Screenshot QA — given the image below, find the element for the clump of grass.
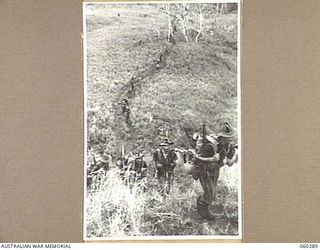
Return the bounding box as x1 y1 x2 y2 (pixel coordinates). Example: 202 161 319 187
86 167 149 237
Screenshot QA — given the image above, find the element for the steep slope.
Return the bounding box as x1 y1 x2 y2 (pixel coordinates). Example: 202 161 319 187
86 4 238 155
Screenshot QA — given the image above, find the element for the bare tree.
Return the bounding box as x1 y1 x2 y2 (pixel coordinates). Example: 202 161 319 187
195 6 203 43
175 3 190 42
164 4 173 42
161 3 230 43
215 3 227 14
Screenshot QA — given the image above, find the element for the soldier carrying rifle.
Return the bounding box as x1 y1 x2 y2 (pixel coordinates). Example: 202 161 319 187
192 122 238 220
153 138 177 194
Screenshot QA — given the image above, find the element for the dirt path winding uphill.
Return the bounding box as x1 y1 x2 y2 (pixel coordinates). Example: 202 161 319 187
109 43 175 153
86 4 170 153
86 4 238 155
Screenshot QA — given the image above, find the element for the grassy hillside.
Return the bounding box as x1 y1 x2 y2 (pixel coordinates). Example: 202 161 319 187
85 3 239 238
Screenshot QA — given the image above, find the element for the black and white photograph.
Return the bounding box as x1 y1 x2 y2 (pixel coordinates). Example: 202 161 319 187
83 1 240 240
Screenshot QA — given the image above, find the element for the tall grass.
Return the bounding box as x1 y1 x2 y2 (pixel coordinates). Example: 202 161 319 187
86 161 239 238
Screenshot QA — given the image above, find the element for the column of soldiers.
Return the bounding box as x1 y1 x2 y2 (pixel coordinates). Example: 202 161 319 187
152 122 238 220
88 121 238 220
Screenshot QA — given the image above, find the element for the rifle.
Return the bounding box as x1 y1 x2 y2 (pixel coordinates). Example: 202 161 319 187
202 124 207 149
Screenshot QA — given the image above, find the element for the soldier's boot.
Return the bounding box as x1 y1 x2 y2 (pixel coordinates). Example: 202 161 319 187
197 197 216 220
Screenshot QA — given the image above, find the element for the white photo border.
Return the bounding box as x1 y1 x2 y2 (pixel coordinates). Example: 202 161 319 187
83 0 242 241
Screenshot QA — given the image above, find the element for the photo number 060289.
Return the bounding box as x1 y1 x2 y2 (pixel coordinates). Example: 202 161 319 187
83 1 241 240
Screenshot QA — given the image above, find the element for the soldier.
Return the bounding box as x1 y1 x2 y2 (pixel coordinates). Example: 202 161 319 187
193 122 238 220
127 76 136 95
129 81 135 94
121 98 131 124
124 108 131 124
121 98 129 114
156 55 163 70
87 149 112 189
153 138 177 194
133 152 147 181
119 152 135 184
91 149 112 173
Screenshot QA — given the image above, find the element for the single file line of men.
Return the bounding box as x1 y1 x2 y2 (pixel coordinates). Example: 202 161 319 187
87 122 238 220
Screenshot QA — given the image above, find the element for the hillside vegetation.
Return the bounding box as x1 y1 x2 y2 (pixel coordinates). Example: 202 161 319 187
85 3 239 238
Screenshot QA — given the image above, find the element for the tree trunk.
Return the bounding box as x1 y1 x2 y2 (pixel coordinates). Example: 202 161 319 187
195 10 203 43
165 4 172 42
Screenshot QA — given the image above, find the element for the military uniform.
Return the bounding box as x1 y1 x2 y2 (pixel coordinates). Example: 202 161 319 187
153 139 177 194
133 153 147 181
194 122 238 219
